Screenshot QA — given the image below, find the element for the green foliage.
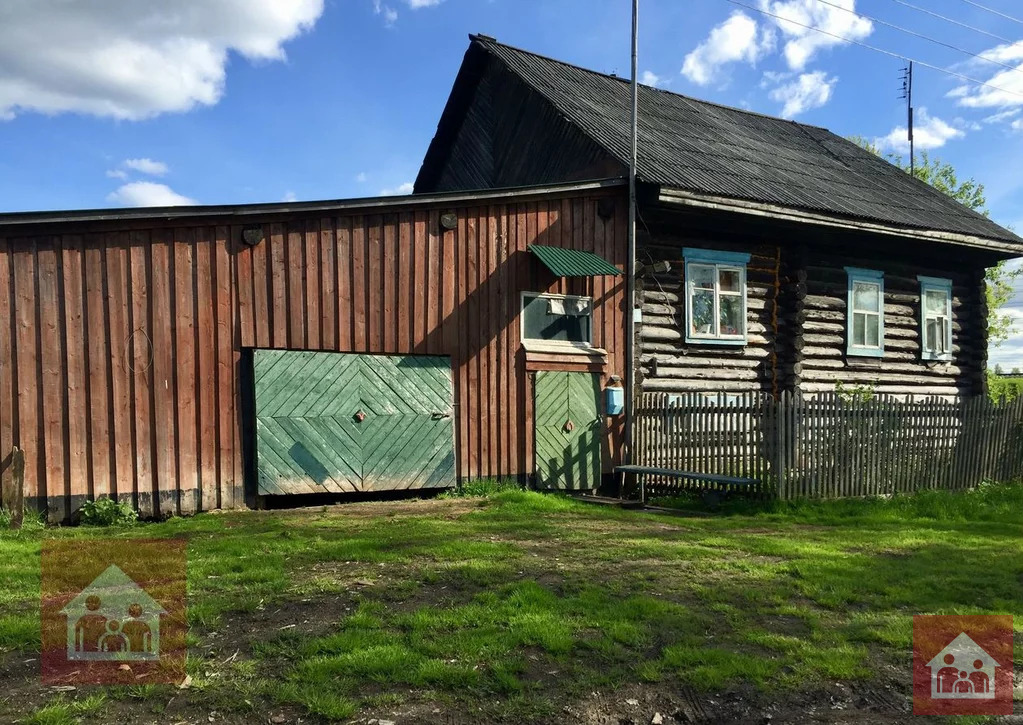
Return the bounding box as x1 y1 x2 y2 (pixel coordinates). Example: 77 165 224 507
834 380 875 403
848 137 1020 348
987 373 1023 402
78 497 138 527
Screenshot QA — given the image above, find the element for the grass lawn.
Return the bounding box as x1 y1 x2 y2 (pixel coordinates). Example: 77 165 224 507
1 483 1021 724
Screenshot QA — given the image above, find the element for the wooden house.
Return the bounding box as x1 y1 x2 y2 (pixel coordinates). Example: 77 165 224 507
1 35 1020 521
416 36 1022 399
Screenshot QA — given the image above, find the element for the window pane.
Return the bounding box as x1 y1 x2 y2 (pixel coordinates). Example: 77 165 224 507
925 290 947 315
719 295 743 335
940 318 950 353
925 318 937 353
853 313 866 346
853 282 880 312
690 265 715 290
691 289 715 335
719 268 741 293
866 314 880 348
522 295 591 343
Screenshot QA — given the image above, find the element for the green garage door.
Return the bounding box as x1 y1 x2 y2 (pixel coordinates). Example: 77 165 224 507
254 350 455 495
533 371 602 490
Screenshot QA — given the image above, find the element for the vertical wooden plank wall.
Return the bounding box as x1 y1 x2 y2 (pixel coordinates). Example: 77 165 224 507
0 226 239 520
234 193 627 483
0 189 626 519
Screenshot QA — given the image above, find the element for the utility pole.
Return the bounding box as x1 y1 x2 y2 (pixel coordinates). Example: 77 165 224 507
900 61 914 177
625 0 639 468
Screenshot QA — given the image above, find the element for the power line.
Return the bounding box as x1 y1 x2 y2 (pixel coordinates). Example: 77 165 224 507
955 0 1023 26
813 0 1023 76
723 0 1023 101
890 0 1013 45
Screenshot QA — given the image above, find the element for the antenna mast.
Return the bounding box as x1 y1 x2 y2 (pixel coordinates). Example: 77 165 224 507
900 61 914 176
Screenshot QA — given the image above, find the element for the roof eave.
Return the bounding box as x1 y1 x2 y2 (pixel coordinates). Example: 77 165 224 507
658 187 1022 256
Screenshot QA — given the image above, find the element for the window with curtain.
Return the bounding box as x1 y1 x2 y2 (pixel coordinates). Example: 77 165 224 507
683 248 750 345
918 276 953 361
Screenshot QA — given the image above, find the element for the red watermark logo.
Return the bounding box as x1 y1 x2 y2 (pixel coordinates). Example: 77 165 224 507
913 615 1013 716
41 538 187 685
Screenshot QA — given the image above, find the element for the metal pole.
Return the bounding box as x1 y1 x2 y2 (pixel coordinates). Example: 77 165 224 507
908 61 914 177
625 0 639 468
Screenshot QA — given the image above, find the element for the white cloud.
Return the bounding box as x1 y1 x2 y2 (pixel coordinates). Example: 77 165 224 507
768 71 835 117
984 108 1021 125
1012 119 1023 132
106 169 128 180
373 0 398 26
107 181 196 207
0 1 323 121
356 172 368 183
641 71 663 87
758 0 873 71
406 0 442 7
681 12 775 85
876 108 965 153
123 158 168 176
282 190 297 202
379 182 414 196
949 41 1023 109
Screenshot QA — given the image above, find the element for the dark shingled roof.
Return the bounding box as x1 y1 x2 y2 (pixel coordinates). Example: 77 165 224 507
466 36 1019 247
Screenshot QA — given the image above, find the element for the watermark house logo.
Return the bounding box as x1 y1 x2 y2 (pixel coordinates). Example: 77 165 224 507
62 564 165 661
926 632 998 699
914 615 1013 716
42 539 186 685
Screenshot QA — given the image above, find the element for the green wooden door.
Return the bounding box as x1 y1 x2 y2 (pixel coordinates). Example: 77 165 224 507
254 351 455 495
533 371 602 490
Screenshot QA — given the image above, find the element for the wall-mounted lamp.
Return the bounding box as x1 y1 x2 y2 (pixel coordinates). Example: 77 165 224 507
241 225 264 247
439 212 458 231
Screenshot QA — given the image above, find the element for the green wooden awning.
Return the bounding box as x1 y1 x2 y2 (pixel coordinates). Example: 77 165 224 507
528 244 620 277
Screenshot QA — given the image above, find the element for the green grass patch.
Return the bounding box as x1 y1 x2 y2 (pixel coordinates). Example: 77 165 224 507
2 482 1021 721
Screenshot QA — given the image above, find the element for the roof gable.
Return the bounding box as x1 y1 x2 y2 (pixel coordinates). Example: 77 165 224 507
438 36 1019 249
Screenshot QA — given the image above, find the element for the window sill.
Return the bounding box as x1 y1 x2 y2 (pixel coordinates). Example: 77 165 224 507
684 337 747 347
521 340 607 358
846 349 884 359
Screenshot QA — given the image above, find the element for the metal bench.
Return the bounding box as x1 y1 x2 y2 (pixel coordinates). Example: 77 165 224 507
614 465 760 507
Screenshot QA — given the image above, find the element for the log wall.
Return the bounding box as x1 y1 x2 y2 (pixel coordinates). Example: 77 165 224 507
795 247 987 397
0 188 627 521
634 204 996 400
635 230 782 395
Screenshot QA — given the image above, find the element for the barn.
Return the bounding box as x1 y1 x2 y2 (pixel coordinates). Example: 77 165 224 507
2 35 1021 521
0 184 627 520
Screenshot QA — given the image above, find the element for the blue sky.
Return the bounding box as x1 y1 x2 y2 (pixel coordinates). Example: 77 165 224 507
1 0 1022 365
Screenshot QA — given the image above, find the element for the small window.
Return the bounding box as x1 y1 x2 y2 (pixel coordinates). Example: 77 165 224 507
845 267 884 357
521 292 592 347
683 248 750 345
918 276 953 361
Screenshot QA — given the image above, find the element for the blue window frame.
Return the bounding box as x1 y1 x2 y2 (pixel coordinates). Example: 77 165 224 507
683 248 751 345
918 276 953 361
845 267 884 358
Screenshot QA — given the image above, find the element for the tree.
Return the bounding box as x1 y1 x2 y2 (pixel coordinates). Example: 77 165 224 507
849 138 1020 350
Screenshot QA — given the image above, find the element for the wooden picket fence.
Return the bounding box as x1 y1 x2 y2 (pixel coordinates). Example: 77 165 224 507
634 391 1023 500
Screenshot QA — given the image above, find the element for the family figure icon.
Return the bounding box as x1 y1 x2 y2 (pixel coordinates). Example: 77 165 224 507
60 565 165 661
927 632 999 700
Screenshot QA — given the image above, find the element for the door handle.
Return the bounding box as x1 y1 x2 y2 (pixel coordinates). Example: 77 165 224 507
432 411 452 420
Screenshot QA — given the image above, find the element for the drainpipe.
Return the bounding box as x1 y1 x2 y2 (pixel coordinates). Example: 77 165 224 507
624 0 639 469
